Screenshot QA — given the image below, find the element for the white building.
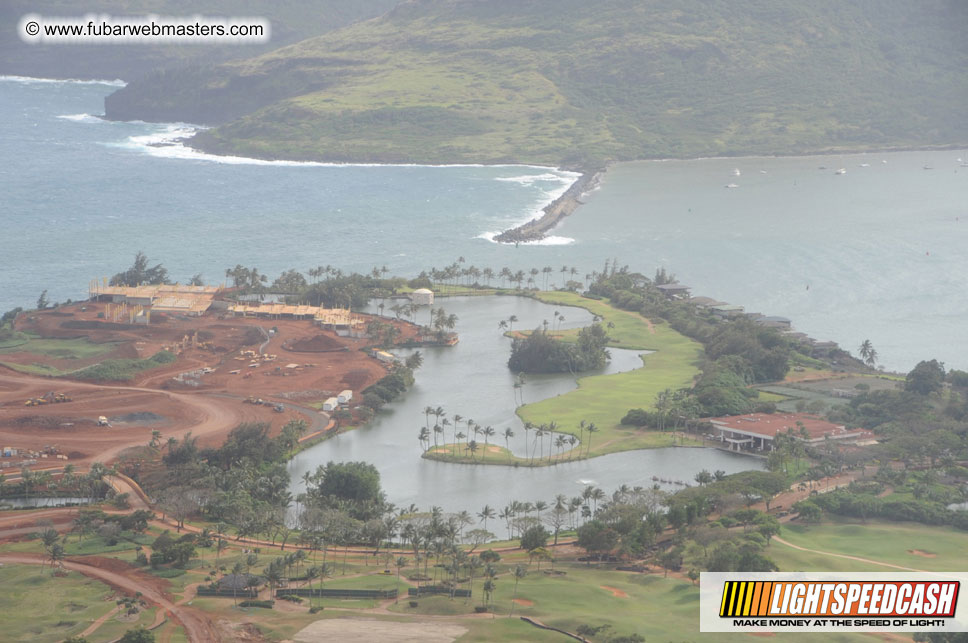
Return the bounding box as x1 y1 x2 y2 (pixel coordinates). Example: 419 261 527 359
411 288 434 306
338 390 353 404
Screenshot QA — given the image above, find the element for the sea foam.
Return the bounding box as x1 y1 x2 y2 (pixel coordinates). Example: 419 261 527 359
0 75 125 87
57 113 105 123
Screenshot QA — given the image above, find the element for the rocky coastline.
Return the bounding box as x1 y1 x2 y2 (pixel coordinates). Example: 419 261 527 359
494 169 604 244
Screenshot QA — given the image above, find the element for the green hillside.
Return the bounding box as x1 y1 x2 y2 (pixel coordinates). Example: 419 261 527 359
105 0 968 166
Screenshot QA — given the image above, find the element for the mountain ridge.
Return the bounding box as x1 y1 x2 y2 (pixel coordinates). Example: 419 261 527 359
104 0 968 166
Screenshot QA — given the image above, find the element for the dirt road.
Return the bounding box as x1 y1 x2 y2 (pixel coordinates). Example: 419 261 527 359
0 553 220 641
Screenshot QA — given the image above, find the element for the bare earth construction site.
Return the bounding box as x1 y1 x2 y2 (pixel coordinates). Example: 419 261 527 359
0 284 418 472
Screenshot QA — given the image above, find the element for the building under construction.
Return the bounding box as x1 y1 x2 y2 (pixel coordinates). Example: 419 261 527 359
227 303 364 334
88 280 222 320
87 279 365 332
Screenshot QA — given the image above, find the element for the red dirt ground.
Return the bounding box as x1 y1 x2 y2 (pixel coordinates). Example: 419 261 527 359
0 302 415 471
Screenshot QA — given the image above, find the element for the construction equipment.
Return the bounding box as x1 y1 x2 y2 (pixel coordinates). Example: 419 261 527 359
97 416 110 426
273 404 284 413
25 392 72 406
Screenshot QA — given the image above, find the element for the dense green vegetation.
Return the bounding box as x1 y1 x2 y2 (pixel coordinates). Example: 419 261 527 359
508 324 610 373
109 251 170 287
106 0 968 165
71 349 176 381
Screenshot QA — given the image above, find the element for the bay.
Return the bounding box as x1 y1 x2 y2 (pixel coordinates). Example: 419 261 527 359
3 77 966 374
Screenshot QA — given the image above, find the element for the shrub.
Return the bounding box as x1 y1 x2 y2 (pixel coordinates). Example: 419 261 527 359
239 599 274 609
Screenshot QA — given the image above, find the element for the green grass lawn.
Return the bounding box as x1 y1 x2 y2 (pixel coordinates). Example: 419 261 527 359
516 292 703 456
456 562 873 642
769 518 968 573
0 361 69 376
0 565 117 642
0 335 118 360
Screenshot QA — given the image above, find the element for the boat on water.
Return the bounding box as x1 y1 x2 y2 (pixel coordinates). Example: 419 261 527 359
731 168 741 176
835 168 847 175
858 163 870 167
725 183 739 188
924 164 934 170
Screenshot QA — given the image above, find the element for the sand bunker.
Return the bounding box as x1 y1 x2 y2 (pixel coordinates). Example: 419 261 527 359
294 618 467 642
600 585 629 598
908 549 937 558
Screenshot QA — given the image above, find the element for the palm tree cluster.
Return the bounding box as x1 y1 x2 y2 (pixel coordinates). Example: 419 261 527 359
421 259 582 293
10 462 111 502
418 410 603 465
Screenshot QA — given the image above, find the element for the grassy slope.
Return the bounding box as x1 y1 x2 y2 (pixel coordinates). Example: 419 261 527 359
110 0 968 165
0 565 119 642
769 518 968 573
0 335 121 376
516 292 703 455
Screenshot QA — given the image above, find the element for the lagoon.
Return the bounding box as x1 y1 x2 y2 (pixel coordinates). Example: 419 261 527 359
288 295 762 528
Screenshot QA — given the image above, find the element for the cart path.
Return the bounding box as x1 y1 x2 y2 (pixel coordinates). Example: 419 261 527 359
771 535 930 572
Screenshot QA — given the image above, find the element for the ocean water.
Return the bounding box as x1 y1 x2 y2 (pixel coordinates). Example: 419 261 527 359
2 77 967 371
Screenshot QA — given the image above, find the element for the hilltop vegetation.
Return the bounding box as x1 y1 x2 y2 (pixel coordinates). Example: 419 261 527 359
105 0 968 166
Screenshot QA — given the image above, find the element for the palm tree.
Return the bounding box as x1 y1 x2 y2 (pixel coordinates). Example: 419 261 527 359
456 510 474 542
482 426 495 456
591 487 606 515
507 315 518 332
394 556 408 603
452 414 463 453
478 505 496 531
859 339 875 367
48 542 65 575
547 421 559 460
465 555 482 605
230 561 245 606
214 523 228 569
503 427 515 462
521 422 533 459
509 565 527 616
584 423 599 457
532 425 546 464
554 435 567 463
264 561 284 599
433 406 446 435
483 577 496 610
